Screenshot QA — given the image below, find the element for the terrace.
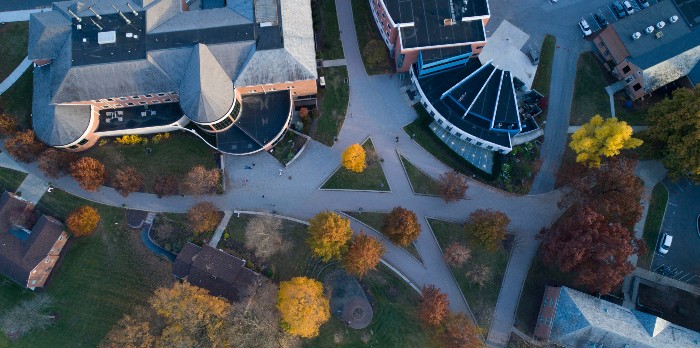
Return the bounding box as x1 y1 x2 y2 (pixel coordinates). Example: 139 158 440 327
96 102 183 132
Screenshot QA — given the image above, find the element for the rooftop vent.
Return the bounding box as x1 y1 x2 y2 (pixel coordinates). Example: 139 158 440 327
66 8 82 22
632 32 642 40
645 26 655 34
97 31 117 44
655 31 664 39
669 15 678 23
444 18 456 26
657 21 665 29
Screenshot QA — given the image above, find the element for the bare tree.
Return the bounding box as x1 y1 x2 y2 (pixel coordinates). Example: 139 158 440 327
0 295 55 339
465 263 492 287
244 215 288 261
443 242 471 267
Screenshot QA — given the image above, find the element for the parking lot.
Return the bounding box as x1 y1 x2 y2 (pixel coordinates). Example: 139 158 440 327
577 0 661 34
650 178 700 285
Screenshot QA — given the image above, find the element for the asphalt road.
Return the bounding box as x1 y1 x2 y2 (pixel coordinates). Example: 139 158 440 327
651 178 700 285
0 0 53 12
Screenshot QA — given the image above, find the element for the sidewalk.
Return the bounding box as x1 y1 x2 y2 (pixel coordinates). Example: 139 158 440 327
321 59 347 67
0 57 32 95
16 173 48 205
208 210 233 247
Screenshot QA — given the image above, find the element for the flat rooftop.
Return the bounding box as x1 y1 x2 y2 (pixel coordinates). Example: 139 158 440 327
385 0 488 49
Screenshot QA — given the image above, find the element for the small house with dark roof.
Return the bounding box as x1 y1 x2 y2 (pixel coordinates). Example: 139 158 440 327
534 286 700 347
173 242 262 303
0 192 69 290
592 0 700 100
28 0 316 154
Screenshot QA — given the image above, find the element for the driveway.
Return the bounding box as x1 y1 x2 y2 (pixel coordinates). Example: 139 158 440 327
651 178 700 285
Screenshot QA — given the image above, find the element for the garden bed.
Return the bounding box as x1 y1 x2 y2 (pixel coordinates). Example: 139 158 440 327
351 0 393 75
271 131 308 166
312 66 350 146
321 138 390 191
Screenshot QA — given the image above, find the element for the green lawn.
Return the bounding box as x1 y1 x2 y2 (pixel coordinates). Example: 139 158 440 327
0 22 29 82
399 154 440 195
0 189 172 347
312 0 344 60
570 52 615 125
315 66 350 146
82 132 217 194
0 69 33 129
613 91 650 126
304 264 438 347
322 138 390 191
343 211 422 263
530 35 556 121
351 0 393 75
428 218 510 331
404 104 494 181
637 183 669 270
0 167 27 193
271 131 308 165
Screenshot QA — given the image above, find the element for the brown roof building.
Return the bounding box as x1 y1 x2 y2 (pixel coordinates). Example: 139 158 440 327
173 242 262 303
0 192 69 289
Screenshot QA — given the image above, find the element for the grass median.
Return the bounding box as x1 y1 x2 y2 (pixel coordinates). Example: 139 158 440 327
637 182 669 270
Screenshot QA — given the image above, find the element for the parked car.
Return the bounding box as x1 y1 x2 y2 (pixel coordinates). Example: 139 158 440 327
528 47 540 65
612 1 627 18
595 13 609 28
658 233 673 254
638 0 650 8
623 1 635 15
579 19 593 36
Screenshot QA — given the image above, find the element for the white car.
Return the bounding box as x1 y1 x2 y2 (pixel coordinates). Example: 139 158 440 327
623 1 635 15
579 19 593 36
658 233 673 254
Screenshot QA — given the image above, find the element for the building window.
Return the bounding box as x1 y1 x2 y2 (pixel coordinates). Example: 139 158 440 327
622 65 631 74
164 99 172 102
230 102 241 119
476 142 482 146
633 83 642 91
93 100 101 103
145 94 153 98
78 139 89 145
45 258 51 263
139 101 147 105
170 92 178 96
101 105 109 109
157 93 166 96
132 96 140 99
599 42 606 48
127 102 135 106
211 116 234 130
68 145 78 149
604 50 610 57
119 97 127 101
397 54 405 68
58 236 63 241
114 104 122 107
476 46 485 50
151 100 160 104
437 119 443 124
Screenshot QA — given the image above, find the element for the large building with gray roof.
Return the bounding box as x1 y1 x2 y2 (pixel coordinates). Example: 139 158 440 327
28 0 317 154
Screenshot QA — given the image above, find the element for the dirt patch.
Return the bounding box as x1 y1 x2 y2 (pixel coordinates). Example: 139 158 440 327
324 269 373 329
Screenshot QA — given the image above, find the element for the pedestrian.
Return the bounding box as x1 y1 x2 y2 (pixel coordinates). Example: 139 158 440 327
395 136 399 142
278 169 283 176
245 165 252 170
262 194 265 198
252 163 255 166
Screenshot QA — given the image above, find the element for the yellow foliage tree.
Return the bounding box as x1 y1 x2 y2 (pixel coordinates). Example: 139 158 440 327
277 277 330 338
306 210 353 261
569 115 642 167
65 206 101 237
341 144 367 173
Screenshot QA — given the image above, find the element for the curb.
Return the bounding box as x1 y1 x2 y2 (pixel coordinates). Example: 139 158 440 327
395 149 439 197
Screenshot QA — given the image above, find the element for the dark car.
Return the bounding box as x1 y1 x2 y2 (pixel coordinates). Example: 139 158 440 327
528 48 540 65
595 13 609 28
612 1 626 18
639 0 650 7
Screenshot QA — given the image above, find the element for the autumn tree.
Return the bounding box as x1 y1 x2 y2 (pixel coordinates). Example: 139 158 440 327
439 312 483 348
382 206 420 247
151 282 231 347
418 285 449 327
559 156 643 228
464 209 510 252
37 149 77 178
277 277 330 338
569 115 642 168
341 143 367 173
244 215 288 261
466 263 492 287
343 232 385 278
70 157 107 191
66 205 101 237
0 295 54 339
646 86 700 181
187 202 220 234
306 210 353 261
4 130 46 163
444 242 471 267
437 171 469 203
153 174 179 198
184 165 221 195
537 206 645 294
0 113 17 136
102 314 155 348
112 166 144 197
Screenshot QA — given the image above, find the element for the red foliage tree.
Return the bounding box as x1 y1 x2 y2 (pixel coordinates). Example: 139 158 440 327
418 285 449 327
382 206 421 247
537 206 646 294
112 166 145 197
37 149 78 178
153 175 179 198
343 232 385 278
70 157 107 192
4 130 46 163
439 312 483 348
437 171 469 203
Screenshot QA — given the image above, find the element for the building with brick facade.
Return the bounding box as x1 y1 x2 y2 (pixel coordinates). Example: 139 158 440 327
0 192 68 290
591 0 700 100
28 0 316 154
369 0 489 73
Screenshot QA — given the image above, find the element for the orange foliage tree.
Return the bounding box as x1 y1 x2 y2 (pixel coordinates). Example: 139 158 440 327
4 130 46 163
382 206 420 247
306 210 353 261
341 144 367 173
184 166 220 195
277 277 330 338
70 157 107 192
37 149 77 178
112 166 144 197
0 114 18 136
418 285 450 327
464 209 510 252
187 202 220 234
437 171 469 203
439 312 483 348
343 232 385 278
66 206 101 237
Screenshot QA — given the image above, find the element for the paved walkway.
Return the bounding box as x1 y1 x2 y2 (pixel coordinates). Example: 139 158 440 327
0 57 32 95
0 8 48 22
16 173 48 205
321 59 347 67
208 210 233 247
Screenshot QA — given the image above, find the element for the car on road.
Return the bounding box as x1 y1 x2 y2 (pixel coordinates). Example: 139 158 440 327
623 1 635 15
612 1 627 18
638 0 650 8
579 19 593 36
659 233 673 254
595 13 609 28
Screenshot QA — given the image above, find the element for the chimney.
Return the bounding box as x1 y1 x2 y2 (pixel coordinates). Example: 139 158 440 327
91 18 103 30
88 6 102 20
66 8 82 22
112 4 131 24
126 2 139 16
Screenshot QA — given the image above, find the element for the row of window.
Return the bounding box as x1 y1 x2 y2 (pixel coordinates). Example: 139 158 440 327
99 98 175 109
92 92 177 103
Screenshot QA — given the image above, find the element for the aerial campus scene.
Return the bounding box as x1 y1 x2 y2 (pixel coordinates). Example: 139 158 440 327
0 0 698 346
